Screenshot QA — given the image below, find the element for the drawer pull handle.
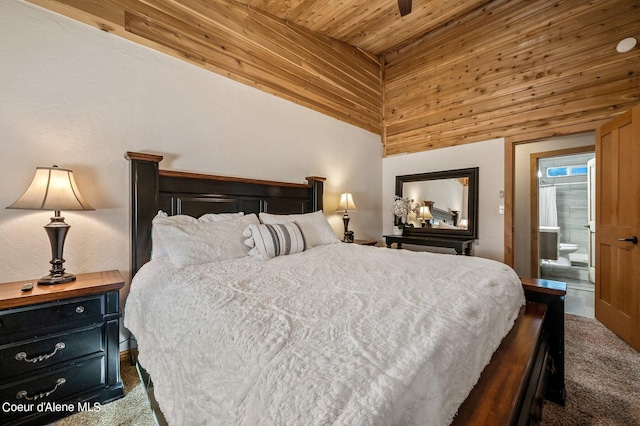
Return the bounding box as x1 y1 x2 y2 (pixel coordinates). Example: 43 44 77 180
75 305 85 313
16 378 66 401
15 342 66 363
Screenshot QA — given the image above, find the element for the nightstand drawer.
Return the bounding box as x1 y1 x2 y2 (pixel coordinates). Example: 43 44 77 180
0 324 104 379
0 356 105 423
0 295 105 342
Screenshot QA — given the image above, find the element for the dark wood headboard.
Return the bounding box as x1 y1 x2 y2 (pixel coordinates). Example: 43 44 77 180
126 152 325 277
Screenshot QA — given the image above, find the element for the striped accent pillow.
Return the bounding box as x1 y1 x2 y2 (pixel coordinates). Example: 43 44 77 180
244 223 307 260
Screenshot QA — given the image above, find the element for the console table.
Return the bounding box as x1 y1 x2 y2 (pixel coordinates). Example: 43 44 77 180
384 235 474 255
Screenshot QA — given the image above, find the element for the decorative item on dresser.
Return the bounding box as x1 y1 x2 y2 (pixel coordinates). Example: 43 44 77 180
5 166 95 285
391 195 417 233
0 271 125 425
336 192 357 242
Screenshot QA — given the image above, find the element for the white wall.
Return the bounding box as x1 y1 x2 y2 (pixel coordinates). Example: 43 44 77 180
0 0 382 346
382 138 506 261
513 133 595 277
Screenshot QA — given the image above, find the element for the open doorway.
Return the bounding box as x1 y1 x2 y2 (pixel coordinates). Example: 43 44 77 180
535 152 595 317
512 133 595 317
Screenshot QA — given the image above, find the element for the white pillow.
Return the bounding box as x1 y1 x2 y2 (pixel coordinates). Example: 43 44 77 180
151 211 244 260
153 213 259 267
244 222 307 260
199 212 245 222
259 211 340 247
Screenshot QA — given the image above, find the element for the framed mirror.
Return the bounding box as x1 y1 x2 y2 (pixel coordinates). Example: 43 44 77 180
395 167 479 240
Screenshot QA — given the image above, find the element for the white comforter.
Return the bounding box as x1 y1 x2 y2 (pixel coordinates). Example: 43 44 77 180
125 243 524 426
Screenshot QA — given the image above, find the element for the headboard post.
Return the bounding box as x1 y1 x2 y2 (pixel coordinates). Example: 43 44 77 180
125 152 163 277
305 176 326 212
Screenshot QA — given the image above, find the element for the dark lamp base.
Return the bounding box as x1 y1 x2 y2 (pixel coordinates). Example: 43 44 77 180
39 214 76 285
38 273 76 285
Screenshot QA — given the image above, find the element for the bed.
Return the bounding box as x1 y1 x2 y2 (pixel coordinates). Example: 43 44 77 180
123 152 566 425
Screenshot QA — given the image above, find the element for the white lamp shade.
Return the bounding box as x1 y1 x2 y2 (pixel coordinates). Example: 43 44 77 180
418 205 433 219
337 192 357 212
7 166 94 211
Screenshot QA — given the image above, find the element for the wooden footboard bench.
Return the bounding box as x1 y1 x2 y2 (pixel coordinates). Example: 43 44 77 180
454 278 566 425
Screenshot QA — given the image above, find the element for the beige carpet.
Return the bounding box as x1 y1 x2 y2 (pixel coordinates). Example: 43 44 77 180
541 314 640 425
50 361 155 426
51 314 640 425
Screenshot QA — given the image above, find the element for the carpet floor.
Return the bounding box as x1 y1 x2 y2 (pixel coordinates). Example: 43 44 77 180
50 314 639 425
540 314 640 425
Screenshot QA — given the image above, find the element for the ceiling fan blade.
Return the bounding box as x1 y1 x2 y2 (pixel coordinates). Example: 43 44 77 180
398 0 412 16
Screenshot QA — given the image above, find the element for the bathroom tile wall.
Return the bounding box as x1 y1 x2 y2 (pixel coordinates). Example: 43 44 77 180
539 153 595 256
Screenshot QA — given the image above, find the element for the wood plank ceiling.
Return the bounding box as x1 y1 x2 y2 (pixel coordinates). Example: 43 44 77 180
235 0 491 56
26 0 640 156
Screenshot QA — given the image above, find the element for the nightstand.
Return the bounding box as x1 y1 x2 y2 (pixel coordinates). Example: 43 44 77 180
0 271 125 425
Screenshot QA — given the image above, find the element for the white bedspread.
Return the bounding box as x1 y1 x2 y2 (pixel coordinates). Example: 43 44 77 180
125 243 524 426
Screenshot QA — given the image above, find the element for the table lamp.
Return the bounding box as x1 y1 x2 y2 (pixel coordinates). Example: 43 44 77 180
418 204 433 227
337 192 357 242
6 166 94 284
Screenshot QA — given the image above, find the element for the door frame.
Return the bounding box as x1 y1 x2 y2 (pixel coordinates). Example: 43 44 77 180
504 120 608 269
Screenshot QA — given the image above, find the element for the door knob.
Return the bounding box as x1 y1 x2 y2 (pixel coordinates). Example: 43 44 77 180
618 236 638 244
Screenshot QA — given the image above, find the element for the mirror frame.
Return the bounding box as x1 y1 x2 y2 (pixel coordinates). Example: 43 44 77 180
395 167 479 240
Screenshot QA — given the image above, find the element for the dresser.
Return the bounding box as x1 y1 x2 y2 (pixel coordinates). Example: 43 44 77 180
0 271 125 425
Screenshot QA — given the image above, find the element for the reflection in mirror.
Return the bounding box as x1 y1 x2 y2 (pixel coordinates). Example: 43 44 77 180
395 167 479 240
403 179 468 228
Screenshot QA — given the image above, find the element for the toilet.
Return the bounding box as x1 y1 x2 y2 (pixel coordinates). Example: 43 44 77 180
557 243 578 266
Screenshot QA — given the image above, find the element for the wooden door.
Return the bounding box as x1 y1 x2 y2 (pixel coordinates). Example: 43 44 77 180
595 104 640 352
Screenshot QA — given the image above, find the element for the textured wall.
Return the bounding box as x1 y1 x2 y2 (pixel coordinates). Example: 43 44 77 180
26 0 382 134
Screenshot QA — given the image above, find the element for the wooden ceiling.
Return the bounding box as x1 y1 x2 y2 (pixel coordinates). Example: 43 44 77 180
25 0 640 156
235 0 491 55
